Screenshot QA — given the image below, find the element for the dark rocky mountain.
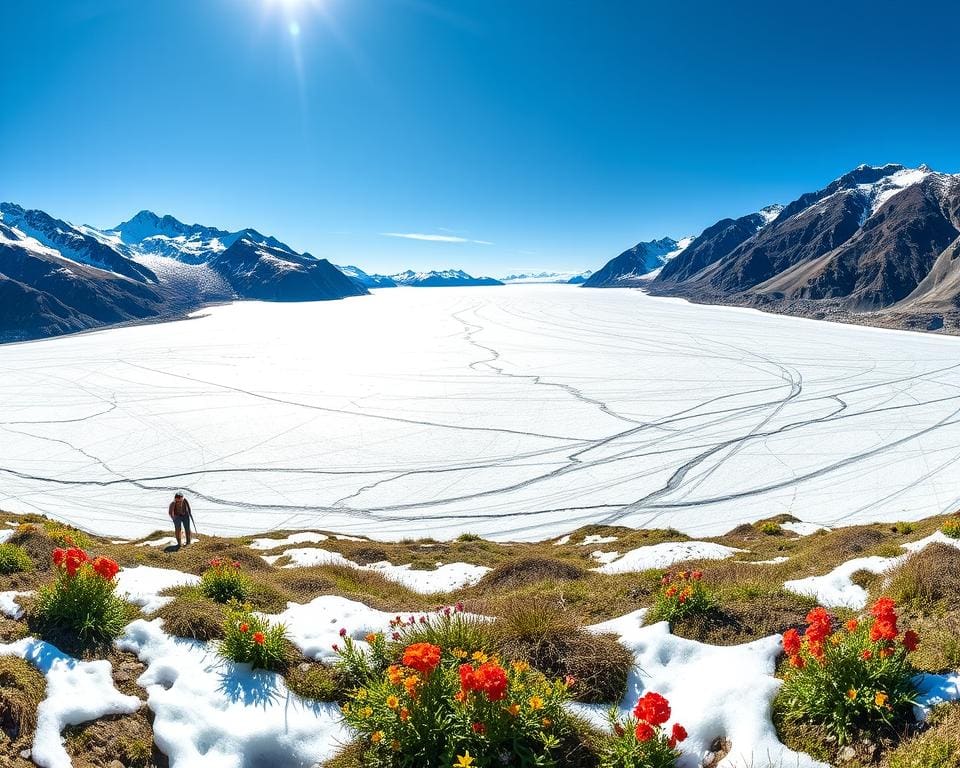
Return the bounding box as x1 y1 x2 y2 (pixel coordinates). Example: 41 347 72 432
581 238 687 287
657 206 782 283
209 239 367 301
0 222 164 342
586 164 960 331
389 269 503 286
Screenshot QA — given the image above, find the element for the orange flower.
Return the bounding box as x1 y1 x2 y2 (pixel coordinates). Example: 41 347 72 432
782 628 802 656
402 643 441 676
253 631 265 645
399 707 410 721
845 619 859 632
239 623 249 633
506 703 520 716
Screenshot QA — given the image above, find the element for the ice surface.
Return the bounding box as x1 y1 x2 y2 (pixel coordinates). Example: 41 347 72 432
913 671 960 720
577 617 828 768
784 531 960 608
595 541 742 574
0 637 141 768
115 565 201 613
2 285 960 542
118 619 347 767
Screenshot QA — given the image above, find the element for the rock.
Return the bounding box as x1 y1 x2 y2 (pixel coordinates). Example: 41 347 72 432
838 745 857 762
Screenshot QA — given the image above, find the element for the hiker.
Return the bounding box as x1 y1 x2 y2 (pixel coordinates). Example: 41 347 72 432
168 491 193 547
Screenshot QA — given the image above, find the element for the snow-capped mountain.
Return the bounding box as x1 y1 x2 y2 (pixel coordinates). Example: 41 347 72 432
647 164 960 321
0 204 367 341
389 269 503 287
335 265 398 288
581 237 693 287
112 210 295 264
500 271 591 284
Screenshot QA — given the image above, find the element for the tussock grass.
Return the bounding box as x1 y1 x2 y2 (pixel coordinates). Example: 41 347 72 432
0 656 45 746
885 704 960 768
489 600 633 704
285 662 349 702
478 556 587 591
153 588 226 640
881 544 960 609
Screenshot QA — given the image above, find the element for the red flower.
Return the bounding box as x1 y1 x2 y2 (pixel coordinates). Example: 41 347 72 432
845 619 859 632
691 570 703 581
804 607 833 643
239 623 249 633
473 662 508 702
671 723 688 743
634 721 655 742
91 556 119 581
789 654 806 669
782 628 802 656
52 548 66 567
870 597 897 620
903 630 920 652
861 649 873 660
633 691 671 726
63 547 89 577
870 618 898 642
459 663 476 692
402 643 442 676
253 632 265 645
471 722 486 734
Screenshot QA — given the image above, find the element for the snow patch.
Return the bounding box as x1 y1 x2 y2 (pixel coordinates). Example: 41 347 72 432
594 541 743 575
249 531 329 550
118 619 346 767
115 566 201 614
576 618 829 768
0 637 141 768
0 590 31 619
781 521 830 537
579 534 618 545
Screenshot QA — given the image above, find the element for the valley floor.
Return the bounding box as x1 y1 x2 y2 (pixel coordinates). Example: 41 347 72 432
1 285 959 543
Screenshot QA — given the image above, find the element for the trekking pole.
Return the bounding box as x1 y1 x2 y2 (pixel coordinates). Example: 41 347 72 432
188 507 200 537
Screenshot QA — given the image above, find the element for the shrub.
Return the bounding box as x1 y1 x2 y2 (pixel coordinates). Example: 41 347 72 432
942 519 960 540
200 557 251 603
339 638 573 767
480 557 586 590
759 522 782 536
776 598 919 745
41 521 93 549
218 603 291 672
456 533 482 542
892 522 916 535
0 544 32 574
32 547 129 644
647 570 712 624
600 691 686 768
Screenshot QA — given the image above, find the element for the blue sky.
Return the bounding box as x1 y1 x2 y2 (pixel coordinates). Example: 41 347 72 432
2 0 958 275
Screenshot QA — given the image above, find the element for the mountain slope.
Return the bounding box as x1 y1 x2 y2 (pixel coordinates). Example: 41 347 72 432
0 203 157 283
208 239 368 301
0 222 164 342
582 237 689 287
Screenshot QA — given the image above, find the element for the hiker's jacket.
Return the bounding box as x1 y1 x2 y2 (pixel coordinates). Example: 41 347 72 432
169 498 192 518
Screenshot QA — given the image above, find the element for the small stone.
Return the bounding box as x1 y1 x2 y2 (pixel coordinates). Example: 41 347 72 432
838 745 857 762
19 749 31 759
108 761 125 768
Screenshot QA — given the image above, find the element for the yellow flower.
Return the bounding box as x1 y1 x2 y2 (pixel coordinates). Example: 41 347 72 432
529 695 544 710
506 703 520 716
341 702 351 714
847 689 858 700
387 665 404 685
356 688 368 700
366 632 379 644
542 717 552 728
471 651 488 663
875 692 889 707
386 695 399 710
454 753 475 767
371 731 383 744
363 706 373 718
511 660 529 673
452 648 468 659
